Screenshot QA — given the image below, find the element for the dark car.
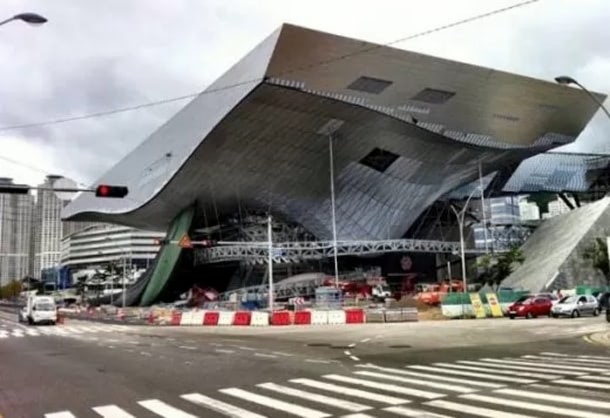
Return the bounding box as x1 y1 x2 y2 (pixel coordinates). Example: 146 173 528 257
508 297 553 319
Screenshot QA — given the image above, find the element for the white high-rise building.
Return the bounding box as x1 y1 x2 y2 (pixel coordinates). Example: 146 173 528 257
0 178 35 286
519 199 540 221
543 197 576 219
33 175 65 276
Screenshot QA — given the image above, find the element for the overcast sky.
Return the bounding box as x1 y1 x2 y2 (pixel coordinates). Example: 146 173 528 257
1 0 609 187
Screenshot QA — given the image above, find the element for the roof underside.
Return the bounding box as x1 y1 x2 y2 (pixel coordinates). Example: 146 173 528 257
63 24 605 239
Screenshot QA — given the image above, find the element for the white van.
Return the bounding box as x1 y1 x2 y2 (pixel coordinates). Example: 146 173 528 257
21 295 57 325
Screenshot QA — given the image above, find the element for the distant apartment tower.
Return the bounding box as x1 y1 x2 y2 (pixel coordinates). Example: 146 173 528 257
474 196 524 251
32 175 65 276
543 197 577 219
0 178 35 286
519 198 541 221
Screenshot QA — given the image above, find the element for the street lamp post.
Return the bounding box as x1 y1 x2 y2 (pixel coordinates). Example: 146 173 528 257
0 13 47 27
556 76 610 322
449 186 482 315
555 76 610 120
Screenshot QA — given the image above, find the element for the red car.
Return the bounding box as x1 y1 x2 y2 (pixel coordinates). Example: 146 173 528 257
508 296 553 319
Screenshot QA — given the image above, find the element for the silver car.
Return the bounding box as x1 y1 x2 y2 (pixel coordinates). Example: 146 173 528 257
551 295 601 318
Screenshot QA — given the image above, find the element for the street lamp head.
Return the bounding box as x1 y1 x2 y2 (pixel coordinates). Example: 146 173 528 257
555 75 578 86
13 12 47 25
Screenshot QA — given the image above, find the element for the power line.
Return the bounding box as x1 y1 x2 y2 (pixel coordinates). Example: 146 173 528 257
0 0 541 133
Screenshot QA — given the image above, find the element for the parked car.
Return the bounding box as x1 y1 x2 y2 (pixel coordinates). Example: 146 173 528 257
533 292 560 306
551 295 600 318
508 296 553 319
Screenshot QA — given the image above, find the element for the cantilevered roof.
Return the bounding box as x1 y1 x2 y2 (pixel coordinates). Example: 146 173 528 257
63 24 604 239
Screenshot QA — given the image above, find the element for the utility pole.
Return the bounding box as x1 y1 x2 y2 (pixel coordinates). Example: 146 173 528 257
329 135 339 287
267 215 274 312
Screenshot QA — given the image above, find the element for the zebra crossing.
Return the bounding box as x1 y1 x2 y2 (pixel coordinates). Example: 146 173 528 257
45 351 610 417
0 323 130 340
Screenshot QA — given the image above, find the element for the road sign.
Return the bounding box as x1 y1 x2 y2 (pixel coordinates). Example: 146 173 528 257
178 234 193 249
469 293 487 319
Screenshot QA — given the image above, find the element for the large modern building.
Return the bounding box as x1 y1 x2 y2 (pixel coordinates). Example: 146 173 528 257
61 224 164 270
32 175 65 275
62 24 606 305
0 178 35 285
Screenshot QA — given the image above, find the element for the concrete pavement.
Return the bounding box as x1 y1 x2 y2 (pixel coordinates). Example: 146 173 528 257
1 311 609 417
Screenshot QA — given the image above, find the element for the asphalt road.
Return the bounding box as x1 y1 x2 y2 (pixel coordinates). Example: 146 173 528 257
1 309 610 418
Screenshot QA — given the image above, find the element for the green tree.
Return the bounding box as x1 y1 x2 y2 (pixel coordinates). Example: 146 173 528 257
477 246 525 287
582 237 610 284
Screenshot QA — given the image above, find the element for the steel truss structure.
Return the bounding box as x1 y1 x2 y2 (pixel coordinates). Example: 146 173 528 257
194 238 490 265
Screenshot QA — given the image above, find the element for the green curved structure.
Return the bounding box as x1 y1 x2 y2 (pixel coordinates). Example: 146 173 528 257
139 206 195 306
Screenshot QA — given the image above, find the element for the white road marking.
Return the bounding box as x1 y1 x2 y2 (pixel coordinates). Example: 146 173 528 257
340 414 376 418
350 356 360 361
354 371 477 393
356 364 503 388
140 351 152 356
578 375 610 382
305 359 332 364
427 399 534 418
258 382 371 412
93 404 136 417
138 399 198 417
221 387 330 418
178 345 197 350
553 379 610 390
539 352 569 357
384 405 453 417
182 393 266 418
495 388 610 409
348 343 356 348
323 374 443 399
271 351 294 357
25 328 40 336
345 350 352 356
578 355 610 360
215 349 235 354
360 338 371 343
409 365 535 384
480 358 609 373
236 346 256 351
45 412 78 418
440 362 561 380
461 393 609 418
522 355 610 365
254 353 278 358
0 334 8 338
459 360 584 375
291 378 409 405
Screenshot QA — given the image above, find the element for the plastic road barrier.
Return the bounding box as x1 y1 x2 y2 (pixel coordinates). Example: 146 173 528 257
250 311 269 326
311 310 328 325
470 293 487 319
170 311 182 326
233 311 252 326
190 310 205 325
218 311 235 326
203 311 219 326
345 309 365 324
271 311 291 325
180 311 194 326
327 310 346 325
486 293 504 317
294 310 312 325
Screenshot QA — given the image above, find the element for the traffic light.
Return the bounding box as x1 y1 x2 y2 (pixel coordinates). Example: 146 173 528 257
95 184 128 198
0 185 30 194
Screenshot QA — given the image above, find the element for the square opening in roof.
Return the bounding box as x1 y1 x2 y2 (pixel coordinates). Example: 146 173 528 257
411 88 456 104
360 148 399 173
347 76 393 94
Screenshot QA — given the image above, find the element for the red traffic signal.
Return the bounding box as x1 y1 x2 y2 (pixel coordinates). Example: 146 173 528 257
95 184 128 198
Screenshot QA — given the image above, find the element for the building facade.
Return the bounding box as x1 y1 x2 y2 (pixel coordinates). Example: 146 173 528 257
61 224 165 271
0 178 35 285
474 196 527 251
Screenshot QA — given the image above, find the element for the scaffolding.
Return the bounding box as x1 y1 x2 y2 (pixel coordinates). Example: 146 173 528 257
194 238 491 265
